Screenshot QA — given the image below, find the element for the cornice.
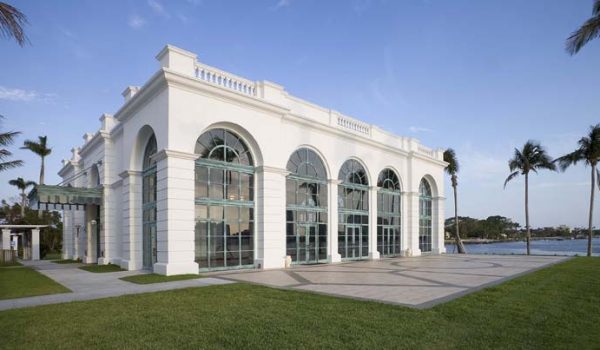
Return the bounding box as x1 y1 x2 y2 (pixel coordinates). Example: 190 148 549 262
152 149 198 162
118 170 142 179
255 165 289 175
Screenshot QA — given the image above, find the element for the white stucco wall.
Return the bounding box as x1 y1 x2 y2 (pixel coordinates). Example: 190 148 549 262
59 45 447 275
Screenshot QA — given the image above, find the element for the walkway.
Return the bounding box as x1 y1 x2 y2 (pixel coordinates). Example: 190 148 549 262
214 254 569 308
0 260 233 311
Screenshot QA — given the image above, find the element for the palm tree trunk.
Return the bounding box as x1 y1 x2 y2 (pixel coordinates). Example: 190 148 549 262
453 184 466 254
20 190 25 217
525 172 530 255
39 156 45 185
588 165 595 257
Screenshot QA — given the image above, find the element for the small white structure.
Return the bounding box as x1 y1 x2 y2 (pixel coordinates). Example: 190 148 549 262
0 225 48 261
45 45 446 275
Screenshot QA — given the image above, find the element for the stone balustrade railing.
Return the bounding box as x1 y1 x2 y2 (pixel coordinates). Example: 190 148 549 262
336 115 371 135
195 62 257 97
417 145 434 157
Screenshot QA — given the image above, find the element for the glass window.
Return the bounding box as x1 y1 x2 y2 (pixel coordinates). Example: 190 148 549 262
194 128 255 271
285 148 328 265
142 135 157 270
419 178 433 253
337 159 369 261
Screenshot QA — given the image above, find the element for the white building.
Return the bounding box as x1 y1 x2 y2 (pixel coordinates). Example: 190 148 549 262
32 45 447 275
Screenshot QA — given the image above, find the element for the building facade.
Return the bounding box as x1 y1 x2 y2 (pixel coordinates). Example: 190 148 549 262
55 45 447 275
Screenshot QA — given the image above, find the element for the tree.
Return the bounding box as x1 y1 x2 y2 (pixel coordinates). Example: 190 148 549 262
504 141 556 255
0 2 28 46
443 148 466 253
0 116 22 172
21 136 51 185
554 124 600 257
566 0 600 54
8 177 36 217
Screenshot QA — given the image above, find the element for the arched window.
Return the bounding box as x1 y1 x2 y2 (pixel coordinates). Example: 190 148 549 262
419 178 433 253
337 159 369 260
285 148 327 264
377 169 401 257
142 135 157 269
194 129 254 270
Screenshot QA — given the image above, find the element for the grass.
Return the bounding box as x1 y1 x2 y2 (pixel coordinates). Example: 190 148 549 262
120 273 204 284
0 267 70 300
0 261 22 267
52 259 81 264
78 263 124 273
0 258 598 349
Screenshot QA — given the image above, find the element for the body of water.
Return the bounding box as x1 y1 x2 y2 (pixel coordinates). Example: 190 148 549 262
445 238 600 256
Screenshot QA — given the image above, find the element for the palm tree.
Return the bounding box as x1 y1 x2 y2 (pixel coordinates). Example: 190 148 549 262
504 141 556 255
0 2 28 46
21 136 51 185
8 177 36 217
443 148 466 254
0 116 22 172
566 0 600 54
554 124 600 257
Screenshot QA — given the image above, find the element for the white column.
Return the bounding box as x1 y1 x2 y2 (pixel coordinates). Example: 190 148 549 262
119 170 143 270
407 191 421 256
432 196 446 254
1 229 10 250
11 235 18 252
368 186 380 260
62 210 72 259
31 228 40 260
327 179 342 263
255 166 288 269
153 150 198 276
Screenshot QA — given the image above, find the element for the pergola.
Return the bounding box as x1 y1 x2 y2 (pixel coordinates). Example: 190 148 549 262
0 225 49 261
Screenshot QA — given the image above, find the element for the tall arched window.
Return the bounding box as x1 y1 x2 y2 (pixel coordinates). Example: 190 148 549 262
419 178 433 253
194 129 254 270
285 148 327 264
377 169 401 257
142 135 157 269
337 159 369 260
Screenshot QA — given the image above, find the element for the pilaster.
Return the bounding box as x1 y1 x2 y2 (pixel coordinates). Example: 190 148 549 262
406 191 421 257
255 166 289 269
119 170 143 270
153 150 199 275
327 179 342 263
368 186 380 260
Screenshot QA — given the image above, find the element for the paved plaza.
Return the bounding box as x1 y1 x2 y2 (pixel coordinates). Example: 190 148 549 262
214 254 569 308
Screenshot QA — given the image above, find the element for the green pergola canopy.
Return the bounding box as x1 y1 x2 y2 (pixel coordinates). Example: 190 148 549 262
28 185 102 210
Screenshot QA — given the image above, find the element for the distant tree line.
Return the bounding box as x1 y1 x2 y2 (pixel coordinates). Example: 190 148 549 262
445 216 599 241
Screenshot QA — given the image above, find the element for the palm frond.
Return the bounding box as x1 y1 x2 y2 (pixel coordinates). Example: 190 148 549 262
0 2 28 46
594 0 600 15
443 148 459 175
566 13 600 55
504 171 520 189
0 159 23 171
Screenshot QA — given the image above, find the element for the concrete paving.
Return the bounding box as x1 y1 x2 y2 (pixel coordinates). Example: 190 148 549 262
0 260 233 311
213 254 569 308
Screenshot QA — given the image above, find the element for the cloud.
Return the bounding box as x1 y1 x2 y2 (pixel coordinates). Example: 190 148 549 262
409 126 432 133
272 0 291 10
148 0 170 18
0 86 56 102
128 15 146 29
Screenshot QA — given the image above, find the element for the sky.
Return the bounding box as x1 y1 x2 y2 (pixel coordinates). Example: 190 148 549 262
1 0 599 228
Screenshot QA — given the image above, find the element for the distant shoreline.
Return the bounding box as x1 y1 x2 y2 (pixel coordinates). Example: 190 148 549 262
445 237 600 245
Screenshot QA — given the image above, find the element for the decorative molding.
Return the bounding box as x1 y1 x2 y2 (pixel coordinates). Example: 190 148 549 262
255 165 290 176
152 149 198 162
118 170 142 179
327 179 343 185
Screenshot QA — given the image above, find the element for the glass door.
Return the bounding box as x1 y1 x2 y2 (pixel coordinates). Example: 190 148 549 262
296 224 319 264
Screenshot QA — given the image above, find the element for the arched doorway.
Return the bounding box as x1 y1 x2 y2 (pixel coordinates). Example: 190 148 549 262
285 148 328 264
419 178 433 253
194 128 255 270
142 135 157 269
337 159 369 260
377 168 401 257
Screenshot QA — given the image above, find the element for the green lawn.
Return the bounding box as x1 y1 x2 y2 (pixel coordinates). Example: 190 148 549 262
52 259 81 264
0 261 22 267
0 258 598 349
0 267 70 300
120 273 204 284
78 264 124 273
42 252 62 260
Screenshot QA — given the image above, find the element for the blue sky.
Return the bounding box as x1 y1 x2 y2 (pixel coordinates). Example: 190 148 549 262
1 0 599 228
